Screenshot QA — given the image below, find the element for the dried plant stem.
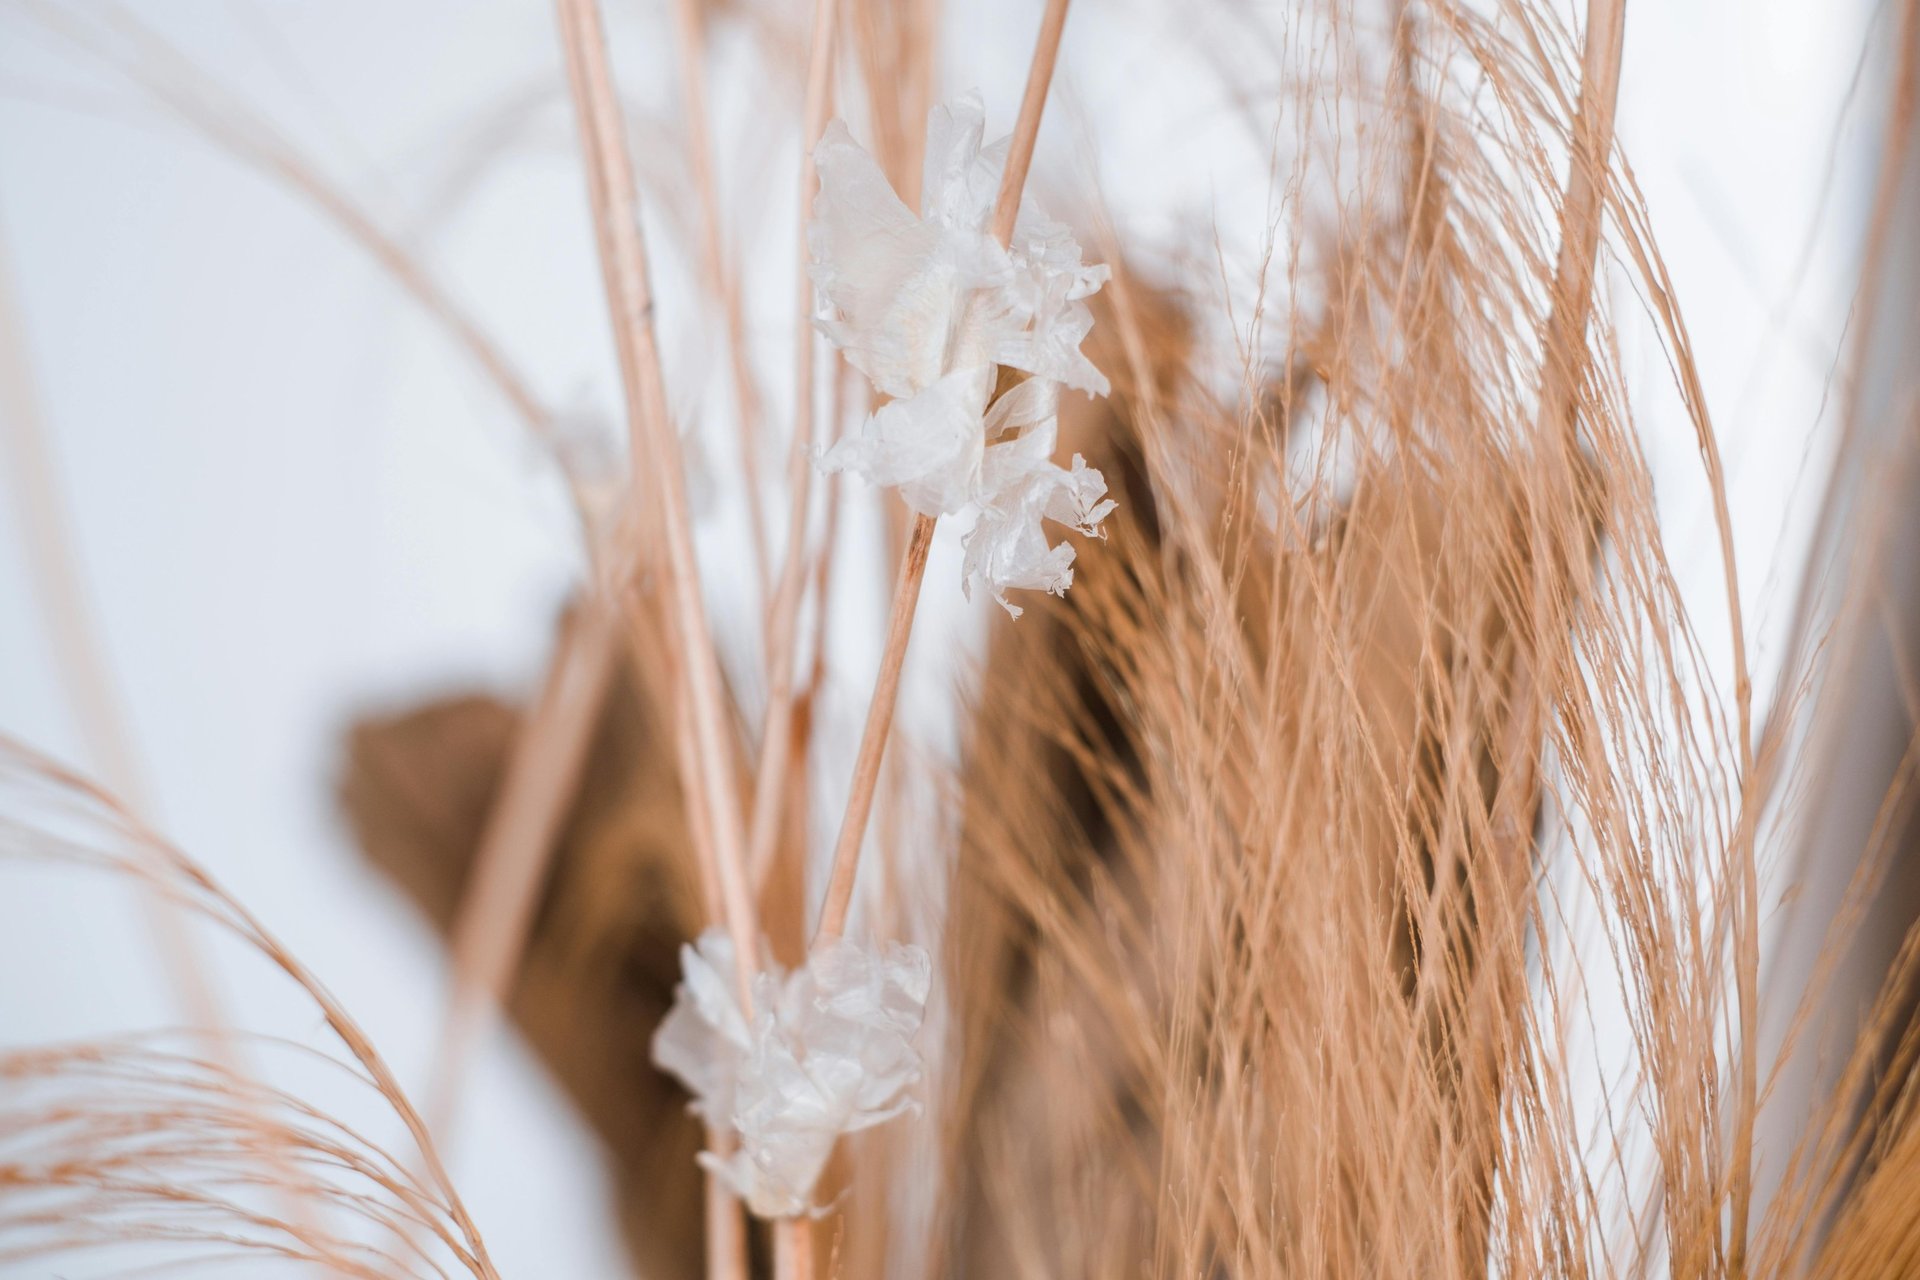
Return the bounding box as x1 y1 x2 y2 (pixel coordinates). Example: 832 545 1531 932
1538 0 1747 1261
649 592 749 1280
4 739 499 1278
776 1216 817 1280
669 0 773 599
1535 0 1625 445
802 366 857 713
555 0 758 996
747 0 841 898
988 0 1072 248
813 0 1074 945
0 232 227 1035
707 1160 749 1280
420 598 618 1140
815 514 936 942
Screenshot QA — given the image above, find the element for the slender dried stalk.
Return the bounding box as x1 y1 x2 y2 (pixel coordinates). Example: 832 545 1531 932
0 738 499 1278
555 7 774 1264
803 364 857 720
1537 0 1752 1262
669 0 774 600
777 1216 817 1280
815 0 1075 945
554 0 759 996
815 514 936 942
0 227 341 1254
747 0 841 902
988 0 1072 247
0 232 226 1035
706 1160 748 1280
420 598 618 1139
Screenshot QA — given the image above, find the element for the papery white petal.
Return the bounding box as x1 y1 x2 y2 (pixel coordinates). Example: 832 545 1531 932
680 933 752 1047
810 94 1111 406
652 931 750 1127
806 92 1118 598
963 496 1079 618
1046 454 1119 535
819 365 995 517
921 91 1006 231
809 122 952 398
803 939 932 1118
982 374 1059 445
996 207 1113 395
964 396 1115 617
1013 204 1112 302
653 930 931 1219
700 1138 818 1220
653 997 732 1121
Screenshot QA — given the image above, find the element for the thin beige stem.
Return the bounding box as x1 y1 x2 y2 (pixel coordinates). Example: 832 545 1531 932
706 1159 748 1280
814 514 933 943
633 591 747 1280
1541 0 1752 1268
669 0 773 601
0 245 341 1255
802 365 856 715
674 656 726 922
0 231 229 1031
11 738 502 1278
755 361 853 902
555 0 758 999
775 1215 817 1280
1534 0 1625 448
419 599 618 1140
746 0 841 898
987 0 1072 247
813 0 1074 945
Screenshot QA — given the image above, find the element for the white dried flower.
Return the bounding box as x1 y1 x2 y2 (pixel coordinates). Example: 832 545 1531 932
810 93 1117 614
962 379 1116 616
821 364 998 518
652 929 932 1219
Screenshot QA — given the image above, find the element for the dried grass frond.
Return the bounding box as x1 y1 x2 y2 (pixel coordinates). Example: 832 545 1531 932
0 738 498 1277
6 0 1920 1276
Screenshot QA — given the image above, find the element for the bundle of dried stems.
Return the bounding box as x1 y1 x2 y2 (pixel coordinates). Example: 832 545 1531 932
6 0 1920 1276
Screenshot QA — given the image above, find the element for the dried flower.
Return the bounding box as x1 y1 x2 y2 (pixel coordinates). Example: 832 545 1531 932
809 92 1116 614
962 378 1116 615
652 930 932 1219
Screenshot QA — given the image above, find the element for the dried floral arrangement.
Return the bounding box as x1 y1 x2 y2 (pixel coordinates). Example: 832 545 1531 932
4 0 1920 1277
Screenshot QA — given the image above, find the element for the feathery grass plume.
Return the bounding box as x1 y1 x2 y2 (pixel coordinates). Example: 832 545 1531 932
0 739 497 1278
7 0 1920 1275
929 0 1770 1273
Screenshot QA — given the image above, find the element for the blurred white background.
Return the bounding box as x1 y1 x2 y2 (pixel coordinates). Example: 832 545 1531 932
0 0 1880 1274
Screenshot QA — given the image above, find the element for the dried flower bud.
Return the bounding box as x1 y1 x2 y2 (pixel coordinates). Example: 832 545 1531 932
808 93 1117 614
652 930 932 1218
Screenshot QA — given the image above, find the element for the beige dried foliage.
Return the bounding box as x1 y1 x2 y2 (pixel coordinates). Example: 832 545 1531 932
7 0 1920 1277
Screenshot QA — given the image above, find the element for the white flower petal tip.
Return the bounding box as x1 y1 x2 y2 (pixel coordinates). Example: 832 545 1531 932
816 365 996 518
960 383 1117 618
651 930 932 1219
808 94 1119 616
806 91 1113 479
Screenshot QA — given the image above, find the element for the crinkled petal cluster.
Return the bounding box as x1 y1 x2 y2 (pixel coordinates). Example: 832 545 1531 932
652 930 931 1219
810 92 1116 614
962 379 1116 615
